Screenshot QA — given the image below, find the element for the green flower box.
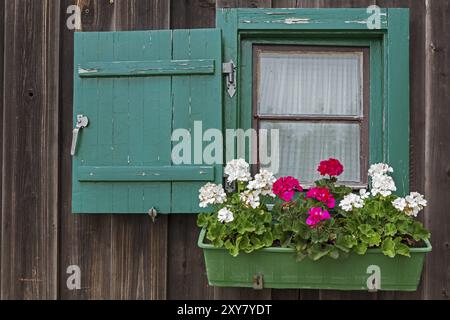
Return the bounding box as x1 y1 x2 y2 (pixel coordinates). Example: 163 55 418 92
198 228 432 291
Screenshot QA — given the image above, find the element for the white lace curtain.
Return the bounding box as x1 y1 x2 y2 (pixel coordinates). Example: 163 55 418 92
258 51 363 183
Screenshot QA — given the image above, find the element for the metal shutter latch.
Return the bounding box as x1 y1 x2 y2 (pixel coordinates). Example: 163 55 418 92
222 60 237 98
71 115 89 156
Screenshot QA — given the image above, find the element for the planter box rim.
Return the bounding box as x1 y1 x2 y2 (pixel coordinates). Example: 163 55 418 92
198 228 432 254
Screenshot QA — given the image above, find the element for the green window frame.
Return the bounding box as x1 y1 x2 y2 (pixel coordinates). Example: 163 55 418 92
218 8 410 195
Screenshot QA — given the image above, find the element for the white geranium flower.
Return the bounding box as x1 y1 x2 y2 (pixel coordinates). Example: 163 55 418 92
217 207 234 223
371 174 397 197
359 189 370 200
368 163 394 177
198 183 227 208
247 169 276 197
392 197 407 211
391 192 427 217
240 190 261 209
339 193 365 212
224 159 251 183
404 192 427 217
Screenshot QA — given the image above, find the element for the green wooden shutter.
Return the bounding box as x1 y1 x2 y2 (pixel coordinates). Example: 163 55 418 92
72 29 223 214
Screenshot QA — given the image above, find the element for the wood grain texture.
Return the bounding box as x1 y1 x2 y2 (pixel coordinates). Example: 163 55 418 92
0 0 4 294
114 0 170 31
61 0 172 300
171 0 216 29
1 0 60 299
424 0 450 300
60 0 114 300
108 1 170 300
77 0 115 31
167 1 216 300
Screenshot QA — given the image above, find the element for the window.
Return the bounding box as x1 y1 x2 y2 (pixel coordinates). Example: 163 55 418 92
253 46 370 187
222 8 410 196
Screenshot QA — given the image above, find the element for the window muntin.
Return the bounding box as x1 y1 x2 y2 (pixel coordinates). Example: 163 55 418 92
254 45 370 187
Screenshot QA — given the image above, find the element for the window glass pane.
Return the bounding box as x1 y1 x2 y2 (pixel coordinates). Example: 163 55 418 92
260 121 361 183
259 51 362 116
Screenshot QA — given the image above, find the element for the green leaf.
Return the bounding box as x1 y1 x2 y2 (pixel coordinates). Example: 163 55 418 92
368 233 381 247
381 238 396 258
395 242 411 257
411 222 431 241
224 239 233 250
240 234 251 251
355 243 368 255
263 213 272 224
197 213 211 227
384 223 397 237
262 231 274 247
207 223 224 241
237 220 256 234
358 224 374 236
336 235 357 251
212 238 224 248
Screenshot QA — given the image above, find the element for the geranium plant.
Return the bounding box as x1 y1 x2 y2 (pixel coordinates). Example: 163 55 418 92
272 158 353 261
335 164 430 258
197 159 275 257
197 158 431 261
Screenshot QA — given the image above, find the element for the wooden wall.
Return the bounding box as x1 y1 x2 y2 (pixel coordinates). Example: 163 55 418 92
0 0 448 300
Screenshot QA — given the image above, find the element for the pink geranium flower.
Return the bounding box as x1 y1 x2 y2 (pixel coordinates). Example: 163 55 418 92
317 158 344 177
272 176 302 202
306 187 336 209
306 207 331 227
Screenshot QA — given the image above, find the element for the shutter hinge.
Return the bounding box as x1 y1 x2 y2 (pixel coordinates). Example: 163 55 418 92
222 60 237 98
148 207 158 223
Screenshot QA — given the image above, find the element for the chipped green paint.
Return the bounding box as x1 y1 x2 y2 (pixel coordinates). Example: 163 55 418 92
78 59 215 77
236 8 388 30
72 29 222 214
77 166 215 182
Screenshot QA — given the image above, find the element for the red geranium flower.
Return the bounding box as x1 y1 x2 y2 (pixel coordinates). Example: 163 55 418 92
317 158 344 177
306 187 336 209
306 207 331 227
272 176 302 202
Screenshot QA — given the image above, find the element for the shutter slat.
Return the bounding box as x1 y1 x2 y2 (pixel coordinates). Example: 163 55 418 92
78 166 215 182
78 59 215 77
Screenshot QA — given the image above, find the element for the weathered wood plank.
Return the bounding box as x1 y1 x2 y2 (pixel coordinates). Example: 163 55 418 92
60 0 114 300
109 0 171 299
167 1 216 300
0 0 5 295
1 0 59 299
0 0 4 293
114 0 170 31
171 0 216 29
168 217 214 300
78 59 216 77
424 0 450 300
77 0 116 31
